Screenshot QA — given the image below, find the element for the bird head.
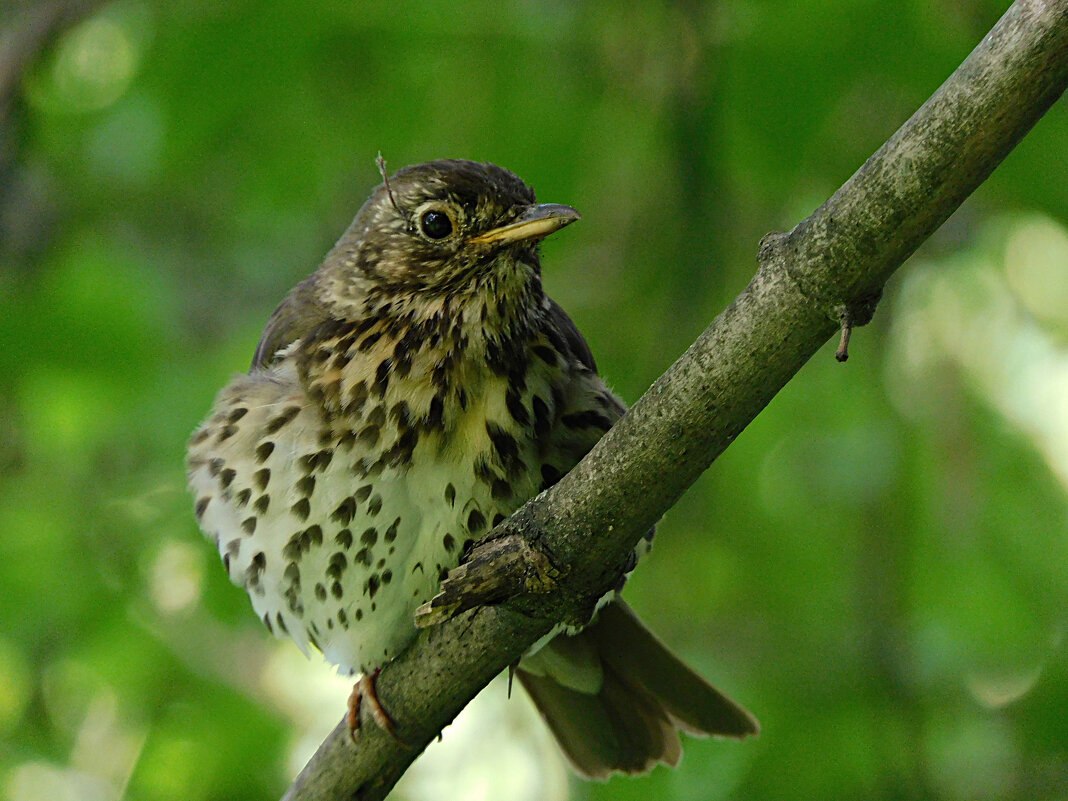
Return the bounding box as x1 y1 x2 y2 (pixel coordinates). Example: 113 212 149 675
319 160 580 316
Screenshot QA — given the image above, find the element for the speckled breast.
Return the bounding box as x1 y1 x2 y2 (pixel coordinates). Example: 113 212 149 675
187 321 574 676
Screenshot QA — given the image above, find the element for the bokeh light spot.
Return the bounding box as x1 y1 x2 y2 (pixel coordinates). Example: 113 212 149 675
966 664 1044 708
1004 215 1068 328
0 639 31 732
6 762 109 801
150 540 204 614
26 15 140 113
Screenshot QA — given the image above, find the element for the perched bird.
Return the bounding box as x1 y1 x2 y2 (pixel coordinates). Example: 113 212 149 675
187 158 757 777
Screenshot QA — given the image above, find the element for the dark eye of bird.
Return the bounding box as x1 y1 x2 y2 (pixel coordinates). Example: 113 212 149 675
419 210 453 240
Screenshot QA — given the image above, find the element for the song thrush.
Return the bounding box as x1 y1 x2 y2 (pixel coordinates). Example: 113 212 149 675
187 159 757 777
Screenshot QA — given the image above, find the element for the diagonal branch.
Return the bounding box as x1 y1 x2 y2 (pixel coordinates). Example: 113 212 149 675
282 2 1068 799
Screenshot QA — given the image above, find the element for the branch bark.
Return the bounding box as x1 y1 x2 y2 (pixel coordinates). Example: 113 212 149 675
283 2 1068 798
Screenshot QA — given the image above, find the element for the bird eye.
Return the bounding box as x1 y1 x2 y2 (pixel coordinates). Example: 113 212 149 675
419 210 453 240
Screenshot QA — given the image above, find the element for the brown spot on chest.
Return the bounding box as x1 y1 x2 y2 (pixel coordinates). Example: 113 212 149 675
265 406 301 434
246 551 266 591
486 422 524 477
327 552 348 580
467 509 486 534
332 497 357 525
531 396 551 440
299 450 334 472
374 359 392 396
253 468 270 491
505 387 530 427
291 498 311 520
384 518 400 543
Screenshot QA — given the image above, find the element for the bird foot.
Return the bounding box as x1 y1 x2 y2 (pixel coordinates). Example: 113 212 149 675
347 669 406 746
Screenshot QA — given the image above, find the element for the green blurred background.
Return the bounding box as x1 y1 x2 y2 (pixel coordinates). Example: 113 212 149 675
3 1 1068 799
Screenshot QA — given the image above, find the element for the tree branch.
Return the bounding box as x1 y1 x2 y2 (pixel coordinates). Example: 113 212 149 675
282 2 1068 799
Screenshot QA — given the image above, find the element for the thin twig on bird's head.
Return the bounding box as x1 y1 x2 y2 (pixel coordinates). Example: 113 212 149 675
376 153 408 227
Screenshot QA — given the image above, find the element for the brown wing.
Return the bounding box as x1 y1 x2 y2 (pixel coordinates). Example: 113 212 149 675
539 298 627 484
545 297 598 373
251 275 330 370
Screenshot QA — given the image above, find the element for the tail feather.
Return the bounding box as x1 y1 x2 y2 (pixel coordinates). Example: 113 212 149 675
589 600 759 737
516 599 757 778
517 663 681 779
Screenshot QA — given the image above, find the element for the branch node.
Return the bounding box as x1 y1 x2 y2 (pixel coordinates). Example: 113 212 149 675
833 288 883 362
757 230 789 265
761 228 828 302
414 532 563 628
835 309 853 362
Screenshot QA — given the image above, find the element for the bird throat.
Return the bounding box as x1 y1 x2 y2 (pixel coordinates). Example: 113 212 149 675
292 261 550 469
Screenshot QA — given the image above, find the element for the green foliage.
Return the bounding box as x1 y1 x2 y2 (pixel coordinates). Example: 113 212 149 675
2 1 1067 799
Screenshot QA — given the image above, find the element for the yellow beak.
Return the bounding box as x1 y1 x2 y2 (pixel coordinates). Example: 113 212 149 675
469 203 581 245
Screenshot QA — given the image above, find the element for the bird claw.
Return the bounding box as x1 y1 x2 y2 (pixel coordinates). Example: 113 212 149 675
347 670 407 746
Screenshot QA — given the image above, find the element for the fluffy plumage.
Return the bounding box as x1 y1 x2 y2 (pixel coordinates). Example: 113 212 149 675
187 159 757 776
